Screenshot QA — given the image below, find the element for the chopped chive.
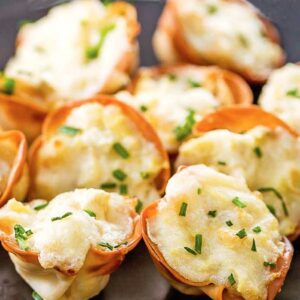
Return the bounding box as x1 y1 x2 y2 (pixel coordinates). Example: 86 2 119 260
197 188 202 195
119 184 128 195
168 73 177 81
34 202 48 211
113 143 130 159
187 78 202 88
237 33 249 48
226 220 233 227
217 161 227 166
101 0 113 6
179 202 188 216
84 209 96 218
14 224 32 251
232 197 247 208
236 228 247 239
184 247 197 255
98 242 113 251
266 204 277 217
32 291 43 300
253 226 261 233
208 210 217 218
207 4 218 14
86 23 116 60
253 147 263 158
114 241 128 248
174 110 196 141
135 199 143 214
58 125 82 136
2 77 15 95
100 182 117 189
112 169 127 181
140 105 148 112
286 88 300 99
195 234 202 254
51 212 72 222
264 261 276 269
228 273 236 286
140 172 150 179
251 239 257 252
258 187 288 216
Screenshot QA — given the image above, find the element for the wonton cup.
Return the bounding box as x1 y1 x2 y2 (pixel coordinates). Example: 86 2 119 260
0 130 28 207
154 0 285 83
193 105 300 241
141 166 293 300
28 96 170 201
0 193 141 300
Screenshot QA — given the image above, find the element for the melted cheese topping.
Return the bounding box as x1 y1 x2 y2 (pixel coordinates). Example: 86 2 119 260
148 165 284 300
176 126 300 236
5 0 135 108
174 0 283 79
32 102 165 205
0 189 134 273
116 68 225 153
259 63 300 132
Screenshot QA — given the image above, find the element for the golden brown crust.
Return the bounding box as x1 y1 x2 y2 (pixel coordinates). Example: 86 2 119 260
28 95 170 198
154 0 285 83
127 64 253 106
141 200 293 300
0 130 28 207
0 197 142 276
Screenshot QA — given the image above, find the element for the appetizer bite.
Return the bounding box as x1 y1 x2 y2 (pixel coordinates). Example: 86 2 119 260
0 130 28 207
0 74 47 143
259 63 300 132
5 0 140 109
0 188 141 300
176 106 300 239
29 96 170 206
116 65 252 153
142 165 293 300
153 0 285 82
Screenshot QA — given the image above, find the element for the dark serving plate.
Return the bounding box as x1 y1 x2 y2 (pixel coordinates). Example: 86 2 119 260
0 1 299 299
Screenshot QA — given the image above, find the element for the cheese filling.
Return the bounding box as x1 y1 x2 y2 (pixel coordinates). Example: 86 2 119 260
176 126 300 236
5 0 134 108
147 165 284 300
0 189 134 273
259 63 300 132
31 102 165 205
174 0 283 78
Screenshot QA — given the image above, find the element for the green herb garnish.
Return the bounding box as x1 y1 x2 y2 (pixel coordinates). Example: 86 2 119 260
238 33 249 48
114 241 128 248
168 73 177 81
253 146 262 158
232 197 247 208
174 110 196 141
286 88 300 99
184 247 197 255
197 188 202 195
100 182 117 189
112 169 127 181
32 291 43 300
258 187 288 216
59 125 82 136
135 199 143 214
119 184 128 195
217 161 227 166
266 204 277 216
253 226 262 233
84 209 96 218
140 105 148 112
86 23 116 60
207 4 218 14
51 212 72 222
179 202 188 216
113 143 129 159
187 78 202 88
34 203 48 211
195 234 202 254
140 172 150 179
98 242 113 250
236 228 247 239
251 239 257 252
228 273 236 286
208 210 217 218
264 261 276 269
2 77 15 95
226 220 233 227
14 224 32 251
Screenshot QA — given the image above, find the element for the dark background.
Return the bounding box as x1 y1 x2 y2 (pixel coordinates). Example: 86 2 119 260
0 0 300 299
